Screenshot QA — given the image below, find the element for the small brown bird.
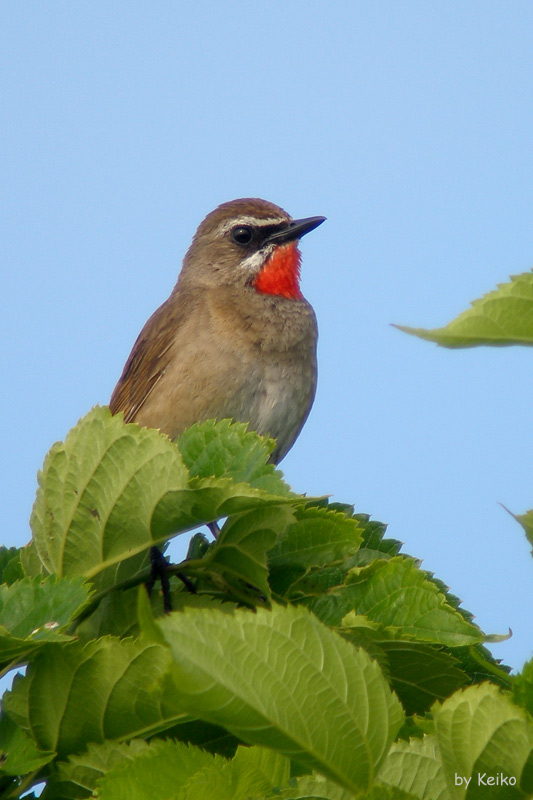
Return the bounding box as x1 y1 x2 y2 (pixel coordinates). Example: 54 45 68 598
110 198 325 464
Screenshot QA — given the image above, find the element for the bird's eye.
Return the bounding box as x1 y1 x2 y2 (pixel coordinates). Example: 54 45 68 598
231 225 253 246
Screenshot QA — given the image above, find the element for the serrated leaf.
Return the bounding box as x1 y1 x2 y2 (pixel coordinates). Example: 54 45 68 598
295 581 358 627
276 773 357 798
150 476 295 540
336 614 391 670
339 618 469 713
267 509 401 629
17 637 188 757
96 740 285 800
396 271 533 348
268 506 364 601
269 505 363 570
380 684 533 799
30 406 188 582
151 603 404 793
435 683 533 797
514 659 533 717
379 735 448 800
95 740 214 800
199 505 294 601
279 776 416 800
0 547 24 585
396 715 434 741
76 583 240 643
0 712 55 777
378 641 468 715
233 744 290 792
41 739 152 799
30 407 298 593
172 745 291 800
511 509 533 555
353 518 403 566
346 558 483 646
2 672 31 731
446 644 511 689
74 583 160 641
178 418 292 496
0 576 90 669
20 540 45 578
362 786 420 800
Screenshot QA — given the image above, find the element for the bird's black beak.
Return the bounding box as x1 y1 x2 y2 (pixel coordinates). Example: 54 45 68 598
266 216 326 245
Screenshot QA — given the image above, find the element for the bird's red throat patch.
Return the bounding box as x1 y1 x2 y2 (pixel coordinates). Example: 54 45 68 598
253 242 303 300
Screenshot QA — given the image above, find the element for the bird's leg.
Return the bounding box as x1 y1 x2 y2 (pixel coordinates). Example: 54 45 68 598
146 546 172 612
208 521 220 539
146 546 197 612
175 570 196 594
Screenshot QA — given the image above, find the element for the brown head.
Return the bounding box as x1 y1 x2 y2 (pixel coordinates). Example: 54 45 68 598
176 198 325 299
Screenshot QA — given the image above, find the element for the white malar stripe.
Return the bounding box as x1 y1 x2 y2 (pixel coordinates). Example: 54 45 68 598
238 243 276 273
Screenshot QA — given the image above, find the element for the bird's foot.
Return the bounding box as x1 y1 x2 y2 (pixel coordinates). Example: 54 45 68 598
146 546 172 612
146 546 196 612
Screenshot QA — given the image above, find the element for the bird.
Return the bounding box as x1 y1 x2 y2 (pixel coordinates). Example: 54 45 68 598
109 198 325 608
110 197 325 464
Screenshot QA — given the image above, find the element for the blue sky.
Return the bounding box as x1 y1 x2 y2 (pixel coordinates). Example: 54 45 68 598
2 1 533 672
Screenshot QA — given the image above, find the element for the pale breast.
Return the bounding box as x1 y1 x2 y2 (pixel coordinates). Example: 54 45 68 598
134 286 318 463
206 288 318 461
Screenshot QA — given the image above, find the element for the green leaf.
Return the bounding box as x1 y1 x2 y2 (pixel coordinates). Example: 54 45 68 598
396 271 533 348
0 576 90 670
0 547 24 585
378 641 468 715
178 418 292 496
95 740 215 800
270 505 362 574
335 613 390 666
20 540 45 579
353 517 402 565
297 583 361 627
186 532 210 560
172 745 291 800
278 776 416 799
0 712 55 777
267 508 402 628
74 583 160 641
339 618 469 713
13 637 187 757
380 683 533 799
41 739 152 799
29 407 298 593
379 735 448 800
96 740 289 800
30 406 188 583
231 744 290 792
268 505 364 605
151 603 404 793
435 683 533 797
198 505 294 601
514 659 533 717
149 476 295 547
511 509 533 555
276 773 357 798
345 558 483 646
2 671 31 732
76 581 241 643
450 644 512 688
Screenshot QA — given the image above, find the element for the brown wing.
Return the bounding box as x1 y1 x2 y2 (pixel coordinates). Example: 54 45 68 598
109 297 182 423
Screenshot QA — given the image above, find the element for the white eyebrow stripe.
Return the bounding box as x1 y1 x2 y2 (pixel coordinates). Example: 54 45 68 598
215 216 288 236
